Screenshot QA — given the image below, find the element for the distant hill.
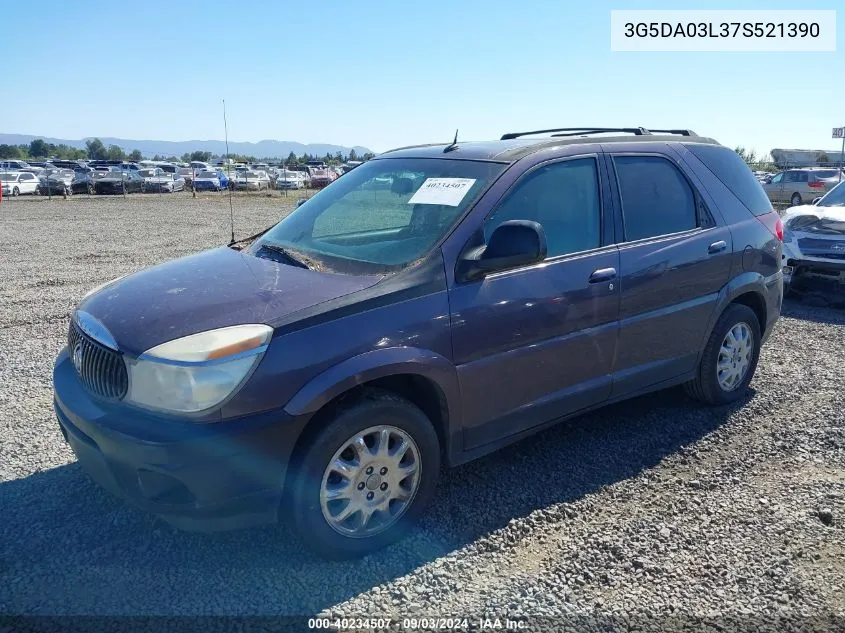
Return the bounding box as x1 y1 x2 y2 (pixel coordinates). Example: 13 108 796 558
0 134 372 159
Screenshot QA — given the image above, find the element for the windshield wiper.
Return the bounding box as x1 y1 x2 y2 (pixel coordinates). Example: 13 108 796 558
255 243 311 269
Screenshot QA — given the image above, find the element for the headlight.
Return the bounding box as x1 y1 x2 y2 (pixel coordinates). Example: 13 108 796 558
124 324 272 414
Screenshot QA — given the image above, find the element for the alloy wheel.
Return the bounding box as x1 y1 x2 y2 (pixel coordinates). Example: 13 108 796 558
716 322 754 391
320 425 421 538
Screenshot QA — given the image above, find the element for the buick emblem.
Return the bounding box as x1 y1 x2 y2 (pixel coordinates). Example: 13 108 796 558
72 341 84 370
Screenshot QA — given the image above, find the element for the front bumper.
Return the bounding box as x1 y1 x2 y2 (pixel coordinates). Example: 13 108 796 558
53 348 308 532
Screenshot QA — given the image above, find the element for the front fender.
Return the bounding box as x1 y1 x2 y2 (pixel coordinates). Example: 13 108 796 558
283 346 461 421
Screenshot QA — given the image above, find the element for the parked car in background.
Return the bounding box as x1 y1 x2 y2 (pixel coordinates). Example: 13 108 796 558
234 170 270 190
762 168 844 207
178 167 194 188
0 171 40 195
0 160 41 174
94 171 144 195
194 170 229 191
53 127 783 558
781 180 845 297
139 168 182 193
38 169 82 196
309 168 337 188
275 170 305 189
190 161 212 172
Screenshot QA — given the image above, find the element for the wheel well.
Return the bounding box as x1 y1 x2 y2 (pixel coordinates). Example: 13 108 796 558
285 374 450 493
731 291 766 331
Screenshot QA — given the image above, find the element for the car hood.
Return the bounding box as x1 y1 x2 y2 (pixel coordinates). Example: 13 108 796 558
97 178 125 183
77 246 382 355
783 205 845 235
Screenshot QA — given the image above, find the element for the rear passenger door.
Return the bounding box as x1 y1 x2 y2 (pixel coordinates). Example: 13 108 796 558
605 149 733 397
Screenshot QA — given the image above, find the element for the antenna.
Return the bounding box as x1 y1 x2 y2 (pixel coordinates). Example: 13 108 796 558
223 99 235 246
444 129 459 153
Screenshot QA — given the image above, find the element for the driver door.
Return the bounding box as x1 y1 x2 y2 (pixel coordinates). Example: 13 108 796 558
447 155 620 451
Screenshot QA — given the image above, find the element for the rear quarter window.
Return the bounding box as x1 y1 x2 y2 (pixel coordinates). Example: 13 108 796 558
685 143 772 216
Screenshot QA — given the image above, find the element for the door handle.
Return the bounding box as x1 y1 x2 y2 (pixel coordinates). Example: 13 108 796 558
708 240 727 254
589 267 617 283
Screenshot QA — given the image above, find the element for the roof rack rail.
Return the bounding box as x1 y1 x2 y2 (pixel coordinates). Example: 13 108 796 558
645 128 697 136
501 127 652 140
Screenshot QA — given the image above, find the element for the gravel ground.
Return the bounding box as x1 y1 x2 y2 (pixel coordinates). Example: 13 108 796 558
1 195 843 632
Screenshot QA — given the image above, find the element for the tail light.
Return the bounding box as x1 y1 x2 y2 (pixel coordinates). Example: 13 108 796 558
756 210 783 242
808 180 825 189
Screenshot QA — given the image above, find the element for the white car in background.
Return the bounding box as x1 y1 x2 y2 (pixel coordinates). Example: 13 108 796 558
781 180 845 298
234 170 270 191
139 168 180 193
1 171 40 196
274 170 305 189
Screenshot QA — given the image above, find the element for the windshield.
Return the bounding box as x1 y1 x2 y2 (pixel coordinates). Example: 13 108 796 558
198 171 218 178
139 169 159 177
252 157 505 273
819 181 845 207
0 172 19 181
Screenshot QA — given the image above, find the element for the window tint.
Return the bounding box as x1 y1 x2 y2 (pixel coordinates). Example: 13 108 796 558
685 143 774 216
484 158 601 258
614 156 696 241
797 172 809 183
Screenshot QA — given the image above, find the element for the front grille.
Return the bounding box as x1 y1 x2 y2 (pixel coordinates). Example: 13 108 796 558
68 321 128 400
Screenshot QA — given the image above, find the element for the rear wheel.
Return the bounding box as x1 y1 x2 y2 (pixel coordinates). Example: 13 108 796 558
289 390 440 559
684 304 761 405
790 192 802 207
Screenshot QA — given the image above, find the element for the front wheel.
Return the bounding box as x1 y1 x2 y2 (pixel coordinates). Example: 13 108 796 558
12 187 19 196
289 391 440 559
684 304 761 405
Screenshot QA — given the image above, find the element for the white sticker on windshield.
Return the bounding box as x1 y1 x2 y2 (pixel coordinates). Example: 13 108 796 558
407 178 476 207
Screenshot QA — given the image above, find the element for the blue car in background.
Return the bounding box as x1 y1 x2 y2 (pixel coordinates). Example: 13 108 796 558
193 169 230 192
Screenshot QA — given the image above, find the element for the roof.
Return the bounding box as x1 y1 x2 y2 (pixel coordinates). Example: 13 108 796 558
377 132 720 163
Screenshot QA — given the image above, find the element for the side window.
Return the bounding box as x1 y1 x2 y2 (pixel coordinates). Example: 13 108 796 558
771 173 783 184
613 155 697 241
797 172 809 183
784 171 797 183
484 158 601 258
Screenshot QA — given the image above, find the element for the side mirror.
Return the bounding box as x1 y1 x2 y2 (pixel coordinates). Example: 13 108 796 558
812 197 822 205
457 220 547 282
296 198 308 208
764 177 772 184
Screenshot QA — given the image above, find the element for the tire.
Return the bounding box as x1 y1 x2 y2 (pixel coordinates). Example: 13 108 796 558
88 185 95 195
12 187 19 197
288 390 440 559
790 193 802 207
684 303 761 405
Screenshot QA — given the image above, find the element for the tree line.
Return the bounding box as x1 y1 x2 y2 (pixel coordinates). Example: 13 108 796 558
0 138 375 165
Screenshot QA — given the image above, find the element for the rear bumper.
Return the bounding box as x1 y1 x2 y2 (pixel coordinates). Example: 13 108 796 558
53 348 309 532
